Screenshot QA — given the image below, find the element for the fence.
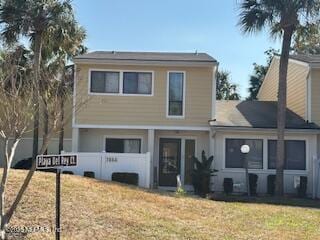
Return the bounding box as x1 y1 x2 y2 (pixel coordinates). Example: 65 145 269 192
61 152 151 188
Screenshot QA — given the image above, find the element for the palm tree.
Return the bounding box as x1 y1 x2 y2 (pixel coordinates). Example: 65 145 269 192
0 1 86 236
39 16 86 153
0 0 78 160
239 0 320 196
216 70 241 100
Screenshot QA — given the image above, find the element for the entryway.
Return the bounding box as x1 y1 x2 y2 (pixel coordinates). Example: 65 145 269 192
158 137 196 187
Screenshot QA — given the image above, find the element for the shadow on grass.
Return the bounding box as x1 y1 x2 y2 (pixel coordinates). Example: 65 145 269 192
210 193 320 209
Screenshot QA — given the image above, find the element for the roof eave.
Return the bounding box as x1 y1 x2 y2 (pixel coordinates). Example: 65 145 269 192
73 58 217 67
210 125 320 134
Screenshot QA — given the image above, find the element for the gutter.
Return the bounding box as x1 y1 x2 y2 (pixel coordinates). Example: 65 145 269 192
209 125 320 134
73 59 218 67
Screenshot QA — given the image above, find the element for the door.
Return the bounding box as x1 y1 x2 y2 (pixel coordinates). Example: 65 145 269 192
159 138 181 187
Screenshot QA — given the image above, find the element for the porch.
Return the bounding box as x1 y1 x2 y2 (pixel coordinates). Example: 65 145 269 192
71 127 211 189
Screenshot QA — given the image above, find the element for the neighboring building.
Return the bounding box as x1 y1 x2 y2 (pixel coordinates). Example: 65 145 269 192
72 51 217 189
258 54 320 125
210 100 319 196
0 108 73 167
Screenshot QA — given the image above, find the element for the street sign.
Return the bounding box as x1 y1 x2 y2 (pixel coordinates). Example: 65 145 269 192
36 154 78 240
36 155 77 169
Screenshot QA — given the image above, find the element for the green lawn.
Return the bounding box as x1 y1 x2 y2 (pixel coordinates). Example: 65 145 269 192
4 170 320 239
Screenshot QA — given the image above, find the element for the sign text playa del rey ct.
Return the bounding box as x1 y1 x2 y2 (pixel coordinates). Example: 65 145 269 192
36 155 77 169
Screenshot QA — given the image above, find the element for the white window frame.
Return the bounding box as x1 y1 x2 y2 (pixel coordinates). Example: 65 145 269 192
88 69 154 96
267 139 307 171
224 138 264 170
166 71 186 119
103 135 144 153
221 134 309 174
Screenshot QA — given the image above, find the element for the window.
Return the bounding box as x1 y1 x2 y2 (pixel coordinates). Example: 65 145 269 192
105 138 141 153
168 72 184 117
225 139 263 169
123 72 152 94
184 139 196 185
90 71 119 93
268 140 306 170
89 70 153 95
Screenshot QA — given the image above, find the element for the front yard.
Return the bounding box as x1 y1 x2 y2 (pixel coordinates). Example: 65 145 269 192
4 170 320 239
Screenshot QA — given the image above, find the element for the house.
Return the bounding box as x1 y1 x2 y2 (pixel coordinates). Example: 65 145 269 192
71 51 320 197
1 51 319 197
72 51 218 189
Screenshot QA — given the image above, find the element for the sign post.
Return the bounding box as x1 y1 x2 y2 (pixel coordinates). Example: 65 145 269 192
36 154 77 240
56 168 61 240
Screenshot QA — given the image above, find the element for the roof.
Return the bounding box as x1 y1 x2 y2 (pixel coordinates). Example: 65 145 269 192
210 100 320 130
289 54 320 64
74 51 217 66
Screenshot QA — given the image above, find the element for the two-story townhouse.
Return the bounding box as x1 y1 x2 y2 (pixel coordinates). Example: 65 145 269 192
72 51 217 189
255 54 320 197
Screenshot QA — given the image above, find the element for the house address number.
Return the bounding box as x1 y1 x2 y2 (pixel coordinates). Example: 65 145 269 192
105 156 118 162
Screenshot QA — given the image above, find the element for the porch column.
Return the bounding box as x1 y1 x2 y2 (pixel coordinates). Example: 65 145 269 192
72 127 79 152
209 129 216 191
209 129 215 158
148 129 155 188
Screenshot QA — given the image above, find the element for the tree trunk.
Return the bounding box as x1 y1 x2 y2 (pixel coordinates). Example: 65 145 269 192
0 139 20 240
5 137 50 225
58 77 65 154
32 32 43 161
275 27 294 196
43 104 49 155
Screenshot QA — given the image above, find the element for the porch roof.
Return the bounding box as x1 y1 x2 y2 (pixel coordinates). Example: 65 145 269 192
210 101 320 130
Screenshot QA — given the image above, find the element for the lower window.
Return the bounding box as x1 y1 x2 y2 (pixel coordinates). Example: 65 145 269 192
268 140 306 170
105 138 141 153
225 138 263 169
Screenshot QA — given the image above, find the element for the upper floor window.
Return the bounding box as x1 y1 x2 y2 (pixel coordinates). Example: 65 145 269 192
268 140 306 170
89 70 153 95
91 71 120 93
167 72 185 117
123 72 152 94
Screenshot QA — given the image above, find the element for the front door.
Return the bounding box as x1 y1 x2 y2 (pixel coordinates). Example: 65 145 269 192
159 138 181 187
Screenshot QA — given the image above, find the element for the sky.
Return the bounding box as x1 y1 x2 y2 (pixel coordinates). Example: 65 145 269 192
72 0 281 98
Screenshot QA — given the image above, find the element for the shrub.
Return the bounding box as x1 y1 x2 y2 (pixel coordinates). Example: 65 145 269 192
192 151 218 197
84 171 95 178
13 158 32 169
223 178 233 195
112 172 139 186
267 175 276 195
297 176 307 198
63 171 74 175
176 186 187 197
249 174 258 195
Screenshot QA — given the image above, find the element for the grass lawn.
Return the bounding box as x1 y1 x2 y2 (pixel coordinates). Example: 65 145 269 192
3 169 320 239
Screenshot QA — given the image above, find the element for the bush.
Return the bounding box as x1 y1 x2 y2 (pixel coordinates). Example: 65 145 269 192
84 171 95 178
249 174 258 196
297 176 307 198
63 171 74 175
112 172 139 186
13 157 32 169
223 178 233 195
267 175 276 195
192 151 218 197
